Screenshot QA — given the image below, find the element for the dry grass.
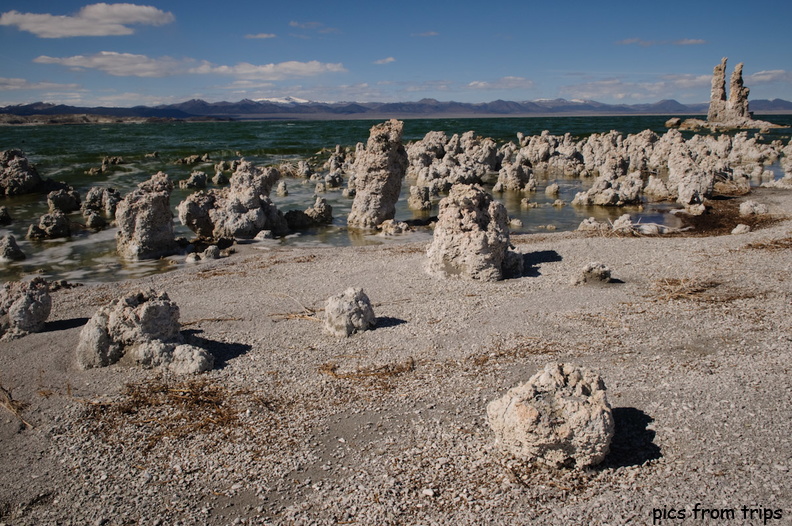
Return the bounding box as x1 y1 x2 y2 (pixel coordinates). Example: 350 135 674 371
0 384 32 428
743 236 792 251
84 377 268 451
319 357 415 380
649 278 757 303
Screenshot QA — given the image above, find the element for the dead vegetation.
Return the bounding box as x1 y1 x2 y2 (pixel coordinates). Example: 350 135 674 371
319 357 415 380
743 236 792 251
649 278 757 303
83 376 272 451
0 384 32 429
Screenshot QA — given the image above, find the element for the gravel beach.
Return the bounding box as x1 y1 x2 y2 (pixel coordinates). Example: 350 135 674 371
1 188 791 525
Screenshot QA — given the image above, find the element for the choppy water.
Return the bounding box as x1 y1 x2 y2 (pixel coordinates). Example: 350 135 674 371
1 115 791 283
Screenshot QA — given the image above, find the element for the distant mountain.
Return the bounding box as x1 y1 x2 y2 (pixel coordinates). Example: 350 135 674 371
2 97 791 121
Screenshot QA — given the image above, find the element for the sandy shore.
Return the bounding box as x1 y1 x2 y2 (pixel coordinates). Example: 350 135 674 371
1 188 791 525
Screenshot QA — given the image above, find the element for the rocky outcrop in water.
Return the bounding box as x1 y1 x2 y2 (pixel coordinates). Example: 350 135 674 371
0 278 51 340
487 363 615 468
177 162 288 240
75 289 213 374
323 287 376 338
115 172 177 260
426 184 521 281
0 149 43 196
284 196 333 230
674 58 782 131
27 210 71 240
0 235 26 261
47 188 81 213
347 119 408 229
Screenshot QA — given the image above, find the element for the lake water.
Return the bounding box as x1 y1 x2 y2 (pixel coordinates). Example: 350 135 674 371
1 115 791 283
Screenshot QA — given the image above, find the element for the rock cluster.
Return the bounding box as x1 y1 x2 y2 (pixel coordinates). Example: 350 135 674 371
487 363 615 468
177 161 288 240
0 278 51 340
0 149 43 196
27 210 71 240
116 172 178 260
323 287 376 338
347 119 408 229
75 290 213 374
426 184 522 281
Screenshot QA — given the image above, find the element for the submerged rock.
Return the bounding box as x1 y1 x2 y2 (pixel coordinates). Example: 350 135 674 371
487 363 615 468
115 172 177 260
0 278 51 340
323 287 376 338
75 289 213 374
347 119 408 229
426 184 521 281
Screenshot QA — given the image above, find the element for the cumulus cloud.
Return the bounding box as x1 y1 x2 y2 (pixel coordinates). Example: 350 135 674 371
467 76 535 91
747 69 792 84
34 52 347 81
560 74 711 101
189 60 347 80
374 57 396 65
245 33 277 39
34 52 185 77
0 77 81 91
616 37 706 47
0 3 174 38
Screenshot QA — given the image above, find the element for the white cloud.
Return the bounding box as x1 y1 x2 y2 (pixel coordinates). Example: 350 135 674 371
467 76 534 91
560 74 711 101
245 33 277 39
189 60 347 80
374 57 396 65
34 52 347 81
412 31 439 37
34 52 185 77
747 69 792 84
0 3 174 38
288 20 339 35
616 37 706 47
0 76 81 91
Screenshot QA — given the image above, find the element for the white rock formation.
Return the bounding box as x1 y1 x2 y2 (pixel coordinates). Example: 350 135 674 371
0 149 43 196
487 363 615 468
0 278 51 340
323 287 376 338
75 289 213 374
347 119 408 229
0 235 26 261
115 172 177 260
426 184 521 281
572 262 613 285
27 210 71 240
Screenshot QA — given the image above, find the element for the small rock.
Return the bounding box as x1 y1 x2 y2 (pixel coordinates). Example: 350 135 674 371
323 287 376 338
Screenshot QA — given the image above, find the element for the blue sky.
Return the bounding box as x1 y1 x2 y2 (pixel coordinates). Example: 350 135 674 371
1 0 791 107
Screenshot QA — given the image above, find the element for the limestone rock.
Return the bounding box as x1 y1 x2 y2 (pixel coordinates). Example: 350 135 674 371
731 224 751 235
739 200 768 216
115 172 177 260
323 287 376 338
0 206 11 225
179 171 208 189
75 289 213 374
426 184 520 281
47 188 81 213
0 235 26 261
487 363 615 468
0 149 43 196
178 162 287 240
407 185 432 211
572 262 613 285
347 119 408 229
379 219 410 236
27 210 71 240
81 186 122 218
0 278 51 340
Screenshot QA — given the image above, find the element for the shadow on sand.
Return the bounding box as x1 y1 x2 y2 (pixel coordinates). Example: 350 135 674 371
600 407 662 469
183 329 252 369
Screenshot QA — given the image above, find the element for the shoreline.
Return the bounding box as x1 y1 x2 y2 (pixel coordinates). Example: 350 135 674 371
1 187 791 524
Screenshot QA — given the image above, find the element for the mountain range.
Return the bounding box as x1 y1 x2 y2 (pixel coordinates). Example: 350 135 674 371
3 97 792 121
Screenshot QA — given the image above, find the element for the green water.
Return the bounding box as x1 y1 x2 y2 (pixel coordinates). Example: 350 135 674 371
1 115 790 283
